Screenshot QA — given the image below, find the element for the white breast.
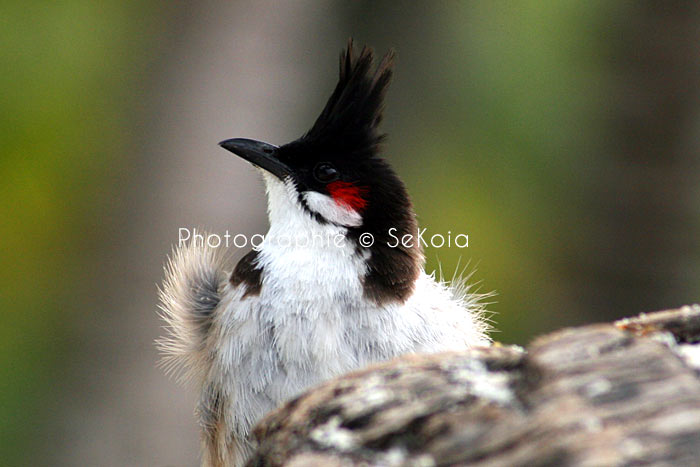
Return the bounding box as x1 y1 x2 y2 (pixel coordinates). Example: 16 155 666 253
210 173 489 450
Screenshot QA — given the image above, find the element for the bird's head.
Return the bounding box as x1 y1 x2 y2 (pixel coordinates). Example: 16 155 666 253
220 40 422 303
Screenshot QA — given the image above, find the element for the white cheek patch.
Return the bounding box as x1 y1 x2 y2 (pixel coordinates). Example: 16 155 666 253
303 191 363 227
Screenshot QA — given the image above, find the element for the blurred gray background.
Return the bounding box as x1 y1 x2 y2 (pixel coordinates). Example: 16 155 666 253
2 1 699 465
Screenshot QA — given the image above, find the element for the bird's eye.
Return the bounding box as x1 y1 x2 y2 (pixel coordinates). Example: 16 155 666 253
313 163 339 183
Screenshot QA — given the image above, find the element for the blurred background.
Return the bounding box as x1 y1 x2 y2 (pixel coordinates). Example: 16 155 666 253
2 1 699 465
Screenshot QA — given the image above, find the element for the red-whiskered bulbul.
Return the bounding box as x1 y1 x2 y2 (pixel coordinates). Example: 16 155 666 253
158 40 491 467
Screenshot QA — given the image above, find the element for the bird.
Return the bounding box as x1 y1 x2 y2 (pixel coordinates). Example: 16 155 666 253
158 40 491 467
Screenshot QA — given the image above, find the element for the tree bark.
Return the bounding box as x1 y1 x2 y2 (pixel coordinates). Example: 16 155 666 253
250 305 700 466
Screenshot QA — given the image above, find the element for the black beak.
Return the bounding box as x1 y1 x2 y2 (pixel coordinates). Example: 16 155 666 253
218 138 292 180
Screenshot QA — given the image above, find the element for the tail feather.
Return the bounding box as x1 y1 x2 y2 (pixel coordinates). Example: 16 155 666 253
157 240 227 383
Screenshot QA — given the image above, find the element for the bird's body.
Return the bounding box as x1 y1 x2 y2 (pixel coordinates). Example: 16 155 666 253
159 41 490 466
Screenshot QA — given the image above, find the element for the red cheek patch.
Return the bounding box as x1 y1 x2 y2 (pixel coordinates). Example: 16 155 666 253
327 181 369 212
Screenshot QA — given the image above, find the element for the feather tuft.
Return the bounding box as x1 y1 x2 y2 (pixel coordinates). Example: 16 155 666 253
436 258 497 342
156 238 227 384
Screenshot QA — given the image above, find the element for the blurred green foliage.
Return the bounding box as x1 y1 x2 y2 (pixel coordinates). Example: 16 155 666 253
0 1 164 463
405 1 613 340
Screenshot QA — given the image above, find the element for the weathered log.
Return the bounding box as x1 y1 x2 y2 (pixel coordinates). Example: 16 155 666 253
249 305 700 466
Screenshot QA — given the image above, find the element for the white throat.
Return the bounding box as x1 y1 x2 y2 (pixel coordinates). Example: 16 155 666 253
258 173 369 298
254 173 371 380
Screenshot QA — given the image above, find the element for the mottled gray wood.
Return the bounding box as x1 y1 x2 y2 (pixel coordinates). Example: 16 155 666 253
249 305 700 466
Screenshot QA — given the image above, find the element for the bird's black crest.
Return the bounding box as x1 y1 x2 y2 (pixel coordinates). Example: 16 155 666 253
280 40 422 306
300 39 395 158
